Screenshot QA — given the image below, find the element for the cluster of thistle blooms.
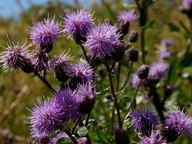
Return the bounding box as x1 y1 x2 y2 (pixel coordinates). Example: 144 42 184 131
0 8 140 143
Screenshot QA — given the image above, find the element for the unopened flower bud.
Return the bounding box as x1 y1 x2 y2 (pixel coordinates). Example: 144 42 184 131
77 137 91 144
164 85 174 98
128 48 138 62
114 127 130 144
129 30 138 43
111 42 126 62
79 96 95 114
137 64 149 79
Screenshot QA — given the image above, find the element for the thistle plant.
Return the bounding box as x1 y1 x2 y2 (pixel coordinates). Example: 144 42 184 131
1 1 192 144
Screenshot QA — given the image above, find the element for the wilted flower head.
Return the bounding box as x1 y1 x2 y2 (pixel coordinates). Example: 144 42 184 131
29 99 64 136
139 131 166 144
30 49 49 72
75 82 96 114
117 10 138 24
48 51 72 82
165 110 192 138
85 23 120 59
30 18 60 52
55 89 80 121
0 41 33 73
69 59 93 89
130 108 158 137
63 10 94 44
148 62 168 82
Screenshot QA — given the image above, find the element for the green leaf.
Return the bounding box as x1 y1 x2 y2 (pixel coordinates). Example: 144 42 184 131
119 97 131 110
55 137 72 144
166 59 179 84
96 87 109 96
141 20 155 29
77 127 88 137
179 21 190 35
89 132 99 141
168 22 180 32
96 129 110 144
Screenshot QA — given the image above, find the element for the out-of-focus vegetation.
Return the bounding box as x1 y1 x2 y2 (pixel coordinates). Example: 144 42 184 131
0 0 192 143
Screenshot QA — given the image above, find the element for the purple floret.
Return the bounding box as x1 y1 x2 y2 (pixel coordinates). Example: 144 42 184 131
30 99 64 137
63 10 94 44
55 89 80 122
139 131 166 144
30 18 60 46
85 23 120 59
130 108 158 137
165 110 192 137
131 73 147 88
117 10 138 24
0 41 32 72
148 62 168 82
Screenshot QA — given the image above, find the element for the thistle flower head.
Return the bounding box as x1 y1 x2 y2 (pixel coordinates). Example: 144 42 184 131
48 51 73 82
117 10 138 24
29 18 60 52
69 59 93 89
148 62 168 82
0 41 33 73
75 82 96 114
130 108 158 137
29 99 64 136
85 23 120 59
55 89 80 121
139 131 166 144
161 39 172 50
165 110 192 137
184 0 192 7
63 10 94 44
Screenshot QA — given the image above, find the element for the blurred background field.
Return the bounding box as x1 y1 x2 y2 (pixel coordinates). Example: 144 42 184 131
0 0 192 143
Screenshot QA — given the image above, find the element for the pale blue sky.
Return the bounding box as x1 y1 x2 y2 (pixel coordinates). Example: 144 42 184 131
0 0 99 18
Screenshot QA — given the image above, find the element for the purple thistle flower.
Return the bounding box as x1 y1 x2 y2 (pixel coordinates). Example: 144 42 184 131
55 89 80 122
131 73 147 88
159 50 171 60
130 108 158 137
29 18 60 52
117 10 138 24
161 39 172 50
69 59 93 90
159 39 172 60
48 51 73 82
51 132 68 144
148 62 168 82
63 10 94 44
75 82 96 114
0 41 33 73
165 110 192 137
184 0 192 7
29 99 64 136
139 131 166 144
85 23 120 59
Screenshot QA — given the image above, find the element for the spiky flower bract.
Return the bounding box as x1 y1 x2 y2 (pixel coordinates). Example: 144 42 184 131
85 23 120 59
130 108 158 137
75 82 96 114
139 131 166 144
30 18 60 52
63 10 94 44
0 41 33 73
165 110 192 137
55 89 80 122
117 10 138 24
30 99 64 137
48 51 73 82
69 59 93 89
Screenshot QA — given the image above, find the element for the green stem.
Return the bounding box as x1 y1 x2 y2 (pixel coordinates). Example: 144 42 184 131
105 63 122 128
121 80 141 124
